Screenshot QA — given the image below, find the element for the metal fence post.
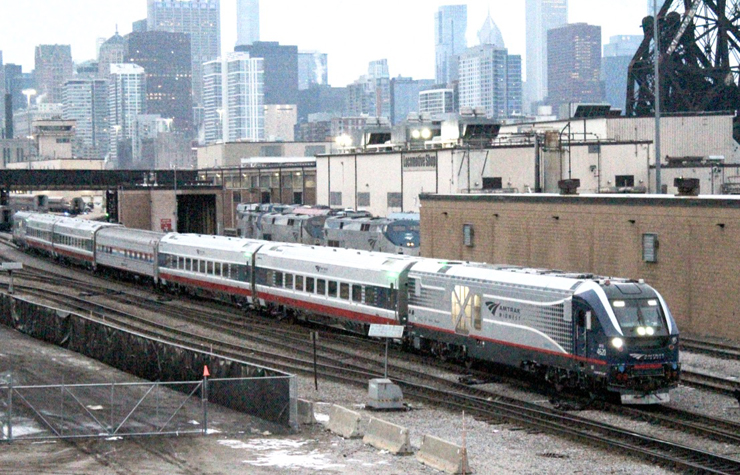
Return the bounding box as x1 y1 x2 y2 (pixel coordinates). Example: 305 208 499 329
7 376 12 442
202 366 209 436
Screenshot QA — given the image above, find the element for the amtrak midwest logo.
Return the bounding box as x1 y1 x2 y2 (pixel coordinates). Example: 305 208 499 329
486 301 501 315
485 301 522 321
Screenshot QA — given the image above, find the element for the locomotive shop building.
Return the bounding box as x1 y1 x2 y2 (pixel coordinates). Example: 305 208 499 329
419 193 740 342
316 113 740 218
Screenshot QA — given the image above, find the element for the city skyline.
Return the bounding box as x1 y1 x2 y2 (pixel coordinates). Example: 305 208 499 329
0 1 648 88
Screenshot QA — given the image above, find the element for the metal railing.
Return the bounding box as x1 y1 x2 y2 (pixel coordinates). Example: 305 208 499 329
1 374 256 442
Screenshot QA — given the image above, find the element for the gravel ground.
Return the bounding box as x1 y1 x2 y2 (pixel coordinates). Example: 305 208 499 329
1 244 739 473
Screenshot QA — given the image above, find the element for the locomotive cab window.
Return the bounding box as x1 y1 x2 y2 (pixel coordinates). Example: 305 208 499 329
611 299 667 336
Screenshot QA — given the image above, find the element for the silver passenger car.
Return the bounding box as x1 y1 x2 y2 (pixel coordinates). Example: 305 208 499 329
157 233 265 303
95 227 165 279
52 217 119 267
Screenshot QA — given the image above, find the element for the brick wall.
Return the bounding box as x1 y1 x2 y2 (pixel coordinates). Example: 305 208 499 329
421 194 740 341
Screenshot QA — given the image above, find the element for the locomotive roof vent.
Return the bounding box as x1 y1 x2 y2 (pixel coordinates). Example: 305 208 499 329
558 179 580 195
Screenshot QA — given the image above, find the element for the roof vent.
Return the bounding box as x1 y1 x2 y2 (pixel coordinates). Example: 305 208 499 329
674 177 700 196
558 179 580 195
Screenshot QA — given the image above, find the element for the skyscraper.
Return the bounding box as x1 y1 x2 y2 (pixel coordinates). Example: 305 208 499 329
346 60 391 119
203 53 264 144
525 0 568 112
547 23 603 117
236 0 260 46
458 13 522 119
435 5 467 85
124 31 193 133
108 64 146 167
63 79 109 159
603 35 643 112
390 77 436 125
34 45 74 104
235 42 298 106
298 51 328 91
98 32 126 79
147 0 220 109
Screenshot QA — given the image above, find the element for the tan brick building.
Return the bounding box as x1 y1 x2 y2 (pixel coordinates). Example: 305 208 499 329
420 193 740 341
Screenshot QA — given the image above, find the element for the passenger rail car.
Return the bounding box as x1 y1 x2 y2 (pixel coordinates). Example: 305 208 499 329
11 211 680 404
406 262 680 404
157 233 265 305
253 243 420 333
95 227 164 280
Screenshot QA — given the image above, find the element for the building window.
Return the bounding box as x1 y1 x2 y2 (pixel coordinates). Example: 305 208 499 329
588 144 601 154
387 192 402 208
615 175 634 187
260 145 282 157
357 192 370 207
482 177 502 190
642 233 658 263
330 192 342 206
463 224 474 247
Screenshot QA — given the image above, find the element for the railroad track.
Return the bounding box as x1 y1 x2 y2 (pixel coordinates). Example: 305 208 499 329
681 369 740 396
682 336 740 361
11 284 740 474
5 247 740 473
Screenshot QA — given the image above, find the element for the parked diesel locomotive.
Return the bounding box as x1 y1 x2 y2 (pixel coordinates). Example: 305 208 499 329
12 211 680 404
237 204 420 256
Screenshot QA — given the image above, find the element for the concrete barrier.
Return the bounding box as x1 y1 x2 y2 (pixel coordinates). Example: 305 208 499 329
416 434 472 474
297 399 317 425
362 417 411 455
326 404 363 439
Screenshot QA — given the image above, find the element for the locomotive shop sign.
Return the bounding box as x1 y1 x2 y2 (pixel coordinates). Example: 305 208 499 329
402 152 437 171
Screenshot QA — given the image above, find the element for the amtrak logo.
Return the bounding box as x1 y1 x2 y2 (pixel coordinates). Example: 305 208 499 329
315 265 328 273
486 301 501 316
630 353 665 361
369 238 377 250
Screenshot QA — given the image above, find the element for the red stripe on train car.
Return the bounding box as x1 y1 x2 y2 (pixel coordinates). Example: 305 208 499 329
159 272 253 296
257 289 396 325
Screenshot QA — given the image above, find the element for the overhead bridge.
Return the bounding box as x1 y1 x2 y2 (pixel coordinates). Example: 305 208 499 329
0 169 200 192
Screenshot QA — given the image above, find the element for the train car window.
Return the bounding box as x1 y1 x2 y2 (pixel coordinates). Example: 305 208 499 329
285 274 293 289
361 224 370 232
207 261 214 275
295 275 304 291
352 285 362 302
185 258 192 271
340 283 350 300
199 260 206 274
317 279 326 295
328 281 337 297
365 286 377 306
328 240 340 248
306 277 315 293
274 271 283 287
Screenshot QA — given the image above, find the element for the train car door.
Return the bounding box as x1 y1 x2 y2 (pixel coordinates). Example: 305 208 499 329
573 300 592 362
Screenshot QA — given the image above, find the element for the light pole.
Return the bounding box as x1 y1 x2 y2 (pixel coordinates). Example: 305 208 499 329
653 0 662 194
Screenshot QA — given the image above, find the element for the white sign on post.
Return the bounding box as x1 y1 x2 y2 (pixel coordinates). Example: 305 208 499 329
368 324 404 339
0 263 22 271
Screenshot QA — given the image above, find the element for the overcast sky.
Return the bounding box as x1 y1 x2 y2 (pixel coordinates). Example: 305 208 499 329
0 0 649 87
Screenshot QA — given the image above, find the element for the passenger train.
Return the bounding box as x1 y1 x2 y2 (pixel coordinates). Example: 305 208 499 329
237 204 421 256
11 211 680 404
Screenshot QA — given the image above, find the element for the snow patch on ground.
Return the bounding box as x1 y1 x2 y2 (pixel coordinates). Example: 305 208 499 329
220 438 345 470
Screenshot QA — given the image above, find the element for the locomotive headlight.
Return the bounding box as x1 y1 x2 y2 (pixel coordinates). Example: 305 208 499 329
646 327 655 336
411 129 421 139
636 327 646 336
611 337 624 349
421 128 432 139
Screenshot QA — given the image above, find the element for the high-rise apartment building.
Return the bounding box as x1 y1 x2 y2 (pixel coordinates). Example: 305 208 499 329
547 23 603 117
63 79 109 159
603 35 643 113
346 60 391 119
419 88 455 117
236 0 259 46
235 42 298 106
390 77 436 125
34 44 74 104
4 64 25 111
458 14 522 119
124 31 193 133
298 51 328 91
108 64 146 168
203 53 264 144
525 0 568 112
147 0 220 108
98 32 125 79
435 5 467 85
